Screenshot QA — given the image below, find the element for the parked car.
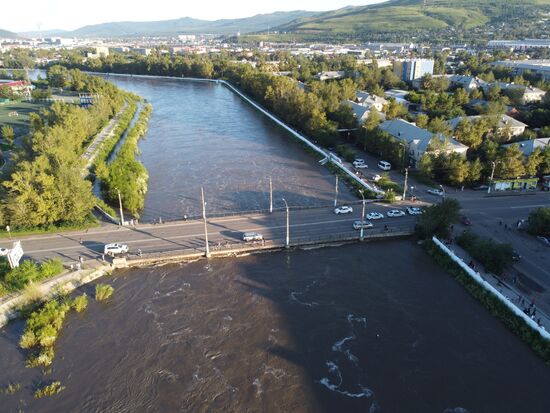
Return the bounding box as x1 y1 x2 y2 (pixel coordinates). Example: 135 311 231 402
353 162 368 169
427 188 444 196
461 216 472 226
512 250 521 261
406 207 423 215
377 160 391 171
334 205 353 214
537 236 550 247
366 212 384 220
387 209 406 218
104 243 129 256
354 158 365 164
353 220 373 230
372 174 382 182
243 232 263 242
0 247 8 256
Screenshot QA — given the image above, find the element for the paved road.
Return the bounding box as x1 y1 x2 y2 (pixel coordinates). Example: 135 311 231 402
0 203 418 265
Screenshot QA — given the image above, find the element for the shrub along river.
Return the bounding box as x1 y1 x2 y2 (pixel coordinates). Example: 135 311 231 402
0 76 549 412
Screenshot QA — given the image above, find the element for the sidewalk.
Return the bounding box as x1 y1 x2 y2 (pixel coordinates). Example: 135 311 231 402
445 233 549 331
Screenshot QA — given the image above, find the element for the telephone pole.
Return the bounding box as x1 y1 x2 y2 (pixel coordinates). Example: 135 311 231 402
269 177 273 213
117 188 125 226
201 187 210 257
402 168 409 200
282 198 290 249
488 161 496 194
334 175 339 207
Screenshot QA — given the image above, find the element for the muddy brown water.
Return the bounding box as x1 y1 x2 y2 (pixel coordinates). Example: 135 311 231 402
1 240 549 413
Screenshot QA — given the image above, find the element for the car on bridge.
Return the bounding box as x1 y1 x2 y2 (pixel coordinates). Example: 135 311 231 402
366 212 384 220
104 243 129 256
387 209 406 218
406 207 423 215
353 160 368 169
353 220 374 230
334 206 353 214
243 232 263 242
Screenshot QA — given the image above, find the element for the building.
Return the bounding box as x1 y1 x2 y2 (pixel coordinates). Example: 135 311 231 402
0 79 33 97
394 59 434 82
502 138 550 156
384 89 410 109
493 60 550 82
447 114 527 138
344 100 386 124
355 91 388 112
314 71 345 81
133 48 151 56
483 81 547 104
378 119 468 167
488 39 550 51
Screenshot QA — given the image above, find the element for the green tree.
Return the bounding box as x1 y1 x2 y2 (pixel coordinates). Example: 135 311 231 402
415 113 429 129
496 145 526 179
428 117 452 136
525 148 543 176
416 198 461 239
467 158 483 184
527 208 550 236
1 125 15 145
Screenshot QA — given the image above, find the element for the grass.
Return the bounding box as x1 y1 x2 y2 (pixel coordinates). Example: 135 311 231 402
0 100 50 138
72 294 88 312
0 259 65 298
0 214 99 239
2 382 21 395
95 283 114 301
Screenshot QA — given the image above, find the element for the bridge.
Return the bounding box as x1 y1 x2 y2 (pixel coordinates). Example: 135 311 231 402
0 202 418 267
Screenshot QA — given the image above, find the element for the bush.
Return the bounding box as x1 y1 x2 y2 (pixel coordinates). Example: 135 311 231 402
72 293 88 312
335 144 357 162
34 381 65 398
39 259 64 279
415 198 461 239
1 258 64 293
2 382 21 395
95 283 114 301
527 208 550 236
457 231 513 275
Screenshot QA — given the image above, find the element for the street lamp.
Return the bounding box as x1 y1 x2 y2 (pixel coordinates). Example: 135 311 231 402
269 177 273 214
282 198 290 248
359 190 366 241
439 184 445 201
116 188 125 226
488 160 498 194
201 186 210 257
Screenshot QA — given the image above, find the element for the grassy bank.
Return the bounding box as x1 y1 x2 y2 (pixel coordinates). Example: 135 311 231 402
424 239 550 363
0 258 65 298
0 214 99 240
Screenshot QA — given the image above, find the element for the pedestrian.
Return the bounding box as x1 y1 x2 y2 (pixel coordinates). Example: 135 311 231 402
78 255 83 264
461 185 464 192
499 220 502 226
537 318 541 326
101 254 105 261
184 214 188 221
533 308 537 316
76 262 81 271
79 237 82 244
504 223 508 230
138 248 142 257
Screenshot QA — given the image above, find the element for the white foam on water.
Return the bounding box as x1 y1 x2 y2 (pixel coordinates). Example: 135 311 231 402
332 335 355 352
318 361 373 399
252 378 263 396
443 408 470 413
289 291 319 307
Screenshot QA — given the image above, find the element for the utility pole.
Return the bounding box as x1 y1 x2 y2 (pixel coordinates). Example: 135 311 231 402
402 168 409 200
282 198 290 248
334 175 339 207
359 191 366 241
117 188 124 226
201 187 210 257
488 161 496 194
269 177 273 213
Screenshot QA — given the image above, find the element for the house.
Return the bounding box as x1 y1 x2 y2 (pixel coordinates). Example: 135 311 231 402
447 114 527 138
449 75 487 92
378 119 468 168
345 100 387 124
0 79 33 97
482 82 546 104
384 89 410 109
314 71 345 81
502 138 550 156
355 91 388 112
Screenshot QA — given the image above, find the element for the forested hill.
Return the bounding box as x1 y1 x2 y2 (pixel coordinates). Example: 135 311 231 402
0 29 20 38
270 0 550 41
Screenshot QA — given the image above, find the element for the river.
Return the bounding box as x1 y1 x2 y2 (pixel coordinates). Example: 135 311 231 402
99 75 355 222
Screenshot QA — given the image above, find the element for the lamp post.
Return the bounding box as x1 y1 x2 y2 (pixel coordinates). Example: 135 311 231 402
6 225 11 240
439 184 445 201
334 175 339 207
269 176 273 214
359 191 366 241
116 188 125 226
402 167 409 200
282 198 289 248
488 161 497 194
201 186 210 257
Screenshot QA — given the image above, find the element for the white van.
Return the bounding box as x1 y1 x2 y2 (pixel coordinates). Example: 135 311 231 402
243 232 263 242
377 160 391 171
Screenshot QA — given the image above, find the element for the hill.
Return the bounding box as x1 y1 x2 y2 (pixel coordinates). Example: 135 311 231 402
21 11 318 38
0 28 21 39
271 0 550 40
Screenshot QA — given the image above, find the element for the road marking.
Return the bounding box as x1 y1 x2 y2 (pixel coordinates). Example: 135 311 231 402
510 205 548 209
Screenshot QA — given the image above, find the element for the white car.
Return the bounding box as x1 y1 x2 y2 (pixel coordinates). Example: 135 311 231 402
354 158 365 164
372 174 382 182
104 243 129 256
334 205 353 214
387 209 406 218
377 160 391 171
353 162 368 169
353 220 373 230
0 247 8 256
406 207 423 215
427 188 444 196
366 212 384 220
243 232 263 242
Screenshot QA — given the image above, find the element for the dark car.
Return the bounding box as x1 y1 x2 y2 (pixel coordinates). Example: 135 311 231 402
461 216 472 226
512 250 521 261
472 185 489 191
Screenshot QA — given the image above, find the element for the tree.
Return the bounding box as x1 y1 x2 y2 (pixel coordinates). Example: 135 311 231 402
428 117 452 136
1 125 15 146
496 145 526 179
418 153 435 180
415 113 429 129
415 198 461 239
384 99 408 120
467 158 483 184
527 208 550 236
47 65 71 89
525 148 543 176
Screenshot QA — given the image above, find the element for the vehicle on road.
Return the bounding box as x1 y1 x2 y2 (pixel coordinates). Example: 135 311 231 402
243 232 263 242
537 236 550 247
104 243 129 256
542 175 550 191
353 220 374 230
472 184 489 191
377 160 391 171
427 188 444 196
387 209 406 218
461 216 472 226
406 207 423 215
372 174 382 182
512 250 521 261
354 158 365 164
366 212 384 220
353 161 368 169
334 205 353 214
0 247 8 256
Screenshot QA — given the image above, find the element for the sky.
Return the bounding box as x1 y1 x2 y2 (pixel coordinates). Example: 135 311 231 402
0 0 383 33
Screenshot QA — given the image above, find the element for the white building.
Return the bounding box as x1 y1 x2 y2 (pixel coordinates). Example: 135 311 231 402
502 138 550 156
493 60 550 81
447 115 527 137
379 119 468 167
314 71 345 81
355 91 388 112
